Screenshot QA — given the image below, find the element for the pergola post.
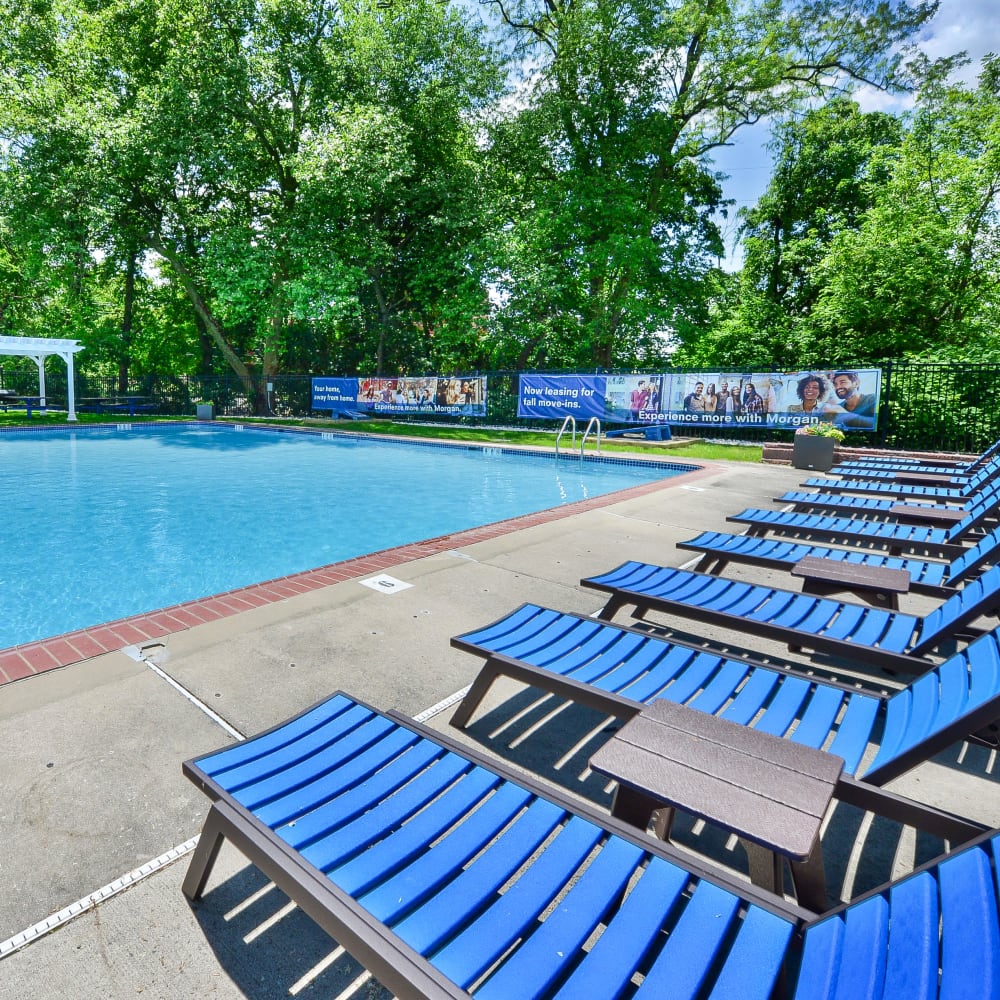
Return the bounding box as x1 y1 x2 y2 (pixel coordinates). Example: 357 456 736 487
33 354 47 408
0 336 84 421
61 349 78 421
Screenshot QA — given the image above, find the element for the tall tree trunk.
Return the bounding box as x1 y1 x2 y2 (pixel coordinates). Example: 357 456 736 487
371 271 391 376
195 313 214 375
148 236 258 402
118 247 138 392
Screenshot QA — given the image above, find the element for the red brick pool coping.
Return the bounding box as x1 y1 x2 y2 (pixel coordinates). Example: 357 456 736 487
0 461 714 687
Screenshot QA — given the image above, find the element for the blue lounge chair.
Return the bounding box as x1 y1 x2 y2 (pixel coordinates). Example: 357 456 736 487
775 490 974 514
184 691 1000 999
451 603 1000 782
676 523 1000 597
824 465 981 486
798 458 1000 499
774 479 1000 512
759 482 999 533
727 498 996 559
832 438 1000 477
580 561 1000 674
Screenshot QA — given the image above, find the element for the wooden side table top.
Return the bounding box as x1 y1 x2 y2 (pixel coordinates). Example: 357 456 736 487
888 502 967 524
890 471 957 486
590 699 844 861
791 555 911 594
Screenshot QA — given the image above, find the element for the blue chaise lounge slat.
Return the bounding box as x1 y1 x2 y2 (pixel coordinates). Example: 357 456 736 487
799 458 1000 499
800 470 998 499
678 524 1000 596
184 691 805 999
579 561 1000 674
831 438 1000 477
450 603 1000 784
775 479 1000 517
727 496 997 558
184 690 1000 999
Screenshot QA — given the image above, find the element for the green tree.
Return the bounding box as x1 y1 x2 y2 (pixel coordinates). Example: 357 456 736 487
483 0 935 368
0 0 502 398
684 98 903 367
290 3 503 374
809 56 1000 361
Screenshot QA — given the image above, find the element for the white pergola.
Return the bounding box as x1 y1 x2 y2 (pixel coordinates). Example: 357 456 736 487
0 336 84 421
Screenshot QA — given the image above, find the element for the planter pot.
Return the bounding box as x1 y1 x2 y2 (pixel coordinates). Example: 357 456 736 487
196 403 215 420
792 434 836 472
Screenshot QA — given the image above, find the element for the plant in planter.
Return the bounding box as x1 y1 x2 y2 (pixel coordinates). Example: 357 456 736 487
795 422 846 443
792 422 845 470
195 398 215 420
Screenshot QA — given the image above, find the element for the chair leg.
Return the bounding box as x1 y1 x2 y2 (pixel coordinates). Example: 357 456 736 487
695 554 726 575
743 840 784 898
450 660 502 730
609 785 661 832
596 597 626 621
789 838 828 913
182 806 228 902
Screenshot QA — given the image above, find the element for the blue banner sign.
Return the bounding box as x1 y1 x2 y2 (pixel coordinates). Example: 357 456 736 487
312 376 487 417
662 369 881 431
517 375 606 421
319 368 880 432
311 377 360 413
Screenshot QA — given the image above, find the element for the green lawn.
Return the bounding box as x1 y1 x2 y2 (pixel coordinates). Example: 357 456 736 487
289 418 763 462
0 410 763 462
0 410 165 427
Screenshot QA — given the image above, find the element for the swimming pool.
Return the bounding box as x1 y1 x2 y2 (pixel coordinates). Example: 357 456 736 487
1 423 694 649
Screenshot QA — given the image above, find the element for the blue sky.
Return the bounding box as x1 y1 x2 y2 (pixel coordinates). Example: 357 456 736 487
713 0 998 266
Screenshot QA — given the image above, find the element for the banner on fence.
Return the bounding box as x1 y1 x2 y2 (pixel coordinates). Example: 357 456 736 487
661 369 881 431
311 378 360 412
312 376 487 416
517 375 607 421
519 369 880 431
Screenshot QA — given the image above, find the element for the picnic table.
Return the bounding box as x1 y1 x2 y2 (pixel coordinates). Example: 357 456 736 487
77 396 157 416
0 391 44 417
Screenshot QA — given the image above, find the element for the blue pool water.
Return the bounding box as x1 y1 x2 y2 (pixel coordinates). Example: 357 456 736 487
0 424 691 648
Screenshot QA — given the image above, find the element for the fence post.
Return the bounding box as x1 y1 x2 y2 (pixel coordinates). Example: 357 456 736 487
879 360 891 449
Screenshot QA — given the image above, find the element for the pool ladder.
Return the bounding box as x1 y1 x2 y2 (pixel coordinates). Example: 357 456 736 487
555 416 601 457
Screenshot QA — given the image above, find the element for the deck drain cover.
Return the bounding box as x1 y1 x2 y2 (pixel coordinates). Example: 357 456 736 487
360 574 413 595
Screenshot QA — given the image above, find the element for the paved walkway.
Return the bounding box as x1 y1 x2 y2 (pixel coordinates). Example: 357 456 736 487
1 456 997 998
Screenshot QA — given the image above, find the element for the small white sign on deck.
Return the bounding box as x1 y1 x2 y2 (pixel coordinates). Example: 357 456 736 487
360 574 413 595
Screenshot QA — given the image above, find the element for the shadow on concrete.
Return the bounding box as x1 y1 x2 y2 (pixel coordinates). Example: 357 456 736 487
189 864 391 1000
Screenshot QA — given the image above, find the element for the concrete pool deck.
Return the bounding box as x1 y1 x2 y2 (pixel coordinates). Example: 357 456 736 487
1 456 998 997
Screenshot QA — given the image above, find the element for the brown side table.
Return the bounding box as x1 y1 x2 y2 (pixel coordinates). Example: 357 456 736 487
888 502 967 524
791 554 911 610
590 698 844 911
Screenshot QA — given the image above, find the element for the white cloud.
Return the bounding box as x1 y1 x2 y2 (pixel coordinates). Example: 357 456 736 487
915 0 998 80
852 1 995 113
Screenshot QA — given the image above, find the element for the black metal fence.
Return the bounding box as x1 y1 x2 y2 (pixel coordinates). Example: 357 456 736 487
1 362 996 454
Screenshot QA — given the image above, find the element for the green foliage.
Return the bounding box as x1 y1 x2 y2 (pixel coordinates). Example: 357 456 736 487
708 55 1000 369
0 0 972 384
480 0 932 368
797 422 845 442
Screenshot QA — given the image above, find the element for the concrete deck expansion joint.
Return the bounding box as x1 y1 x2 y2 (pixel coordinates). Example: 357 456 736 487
0 839 199 959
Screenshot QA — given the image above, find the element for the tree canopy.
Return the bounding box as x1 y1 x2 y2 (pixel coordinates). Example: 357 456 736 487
3 0 996 392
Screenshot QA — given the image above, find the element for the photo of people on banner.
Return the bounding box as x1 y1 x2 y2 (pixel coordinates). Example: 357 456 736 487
312 375 487 417
604 374 664 422
603 369 880 431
